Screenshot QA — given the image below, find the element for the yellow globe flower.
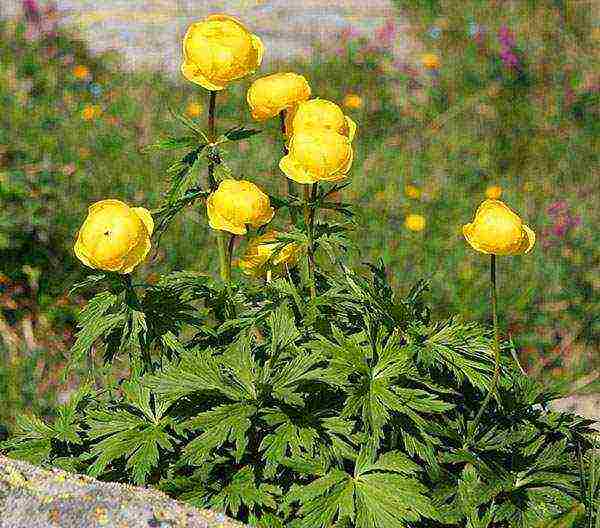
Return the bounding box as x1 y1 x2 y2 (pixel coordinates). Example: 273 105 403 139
422 53 441 70
285 98 357 142
74 199 154 274
247 72 311 121
279 129 354 184
485 185 502 199
207 179 274 235
404 184 421 199
343 93 363 110
181 14 264 91
186 101 203 117
238 230 302 277
405 214 426 232
463 199 535 255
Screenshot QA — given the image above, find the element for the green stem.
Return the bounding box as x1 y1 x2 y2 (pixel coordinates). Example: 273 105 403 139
217 234 231 282
207 90 217 189
280 110 297 225
469 254 501 442
304 184 317 298
206 90 231 282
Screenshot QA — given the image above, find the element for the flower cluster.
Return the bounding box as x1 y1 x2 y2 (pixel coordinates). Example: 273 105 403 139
542 200 581 247
498 25 520 70
72 13 536 285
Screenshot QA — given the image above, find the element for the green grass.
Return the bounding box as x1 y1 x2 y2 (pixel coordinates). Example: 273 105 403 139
0 0 599 424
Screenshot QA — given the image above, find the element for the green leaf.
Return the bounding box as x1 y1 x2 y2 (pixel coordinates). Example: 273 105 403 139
210 466 281 517
268 301 300 356
65 291 126 378
168 106 208 140
417 317 495 392
222 125 262 141
182 403 255 465
145 347 246 401
145 135 199 151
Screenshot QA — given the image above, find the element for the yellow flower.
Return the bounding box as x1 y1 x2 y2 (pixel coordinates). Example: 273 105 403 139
81 105 101 121
238 230 302 277
285 98 357 142
343 93 363 110
404 184 421 199
72 65 90 79
279 129 354 184
463 199 535 255
207 179 274 235
247 72 311 121
186 101 203 117
422 53 440 70
485 185 502 199
74 199 154 274
181 14 264 91
405 214 426 232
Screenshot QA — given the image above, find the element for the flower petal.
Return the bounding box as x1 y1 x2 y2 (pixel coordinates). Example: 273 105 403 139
345 116 358 142
88 199 128 215
132 207 154 237
119 236 151 274
279 154 317 184
207 194 247 234
181 62 225 91
74 232 96 269
521 224 536 254
249 206 275 228
251 34 265 69
463 222 490 254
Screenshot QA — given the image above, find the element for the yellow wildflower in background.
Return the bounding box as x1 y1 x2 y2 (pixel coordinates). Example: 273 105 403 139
463 199 535 255
181 14 264 91
186 102 203 117
343 93 363 110
72 65 90 79
74 199 153 274
485 185 502 199
238 230 302 277
404 184 421 199
81 105 102 121
279 129 353 184
207 179 274 235
247 72 311 121
285 98 357 141
421 53 441 70
405 214 426 232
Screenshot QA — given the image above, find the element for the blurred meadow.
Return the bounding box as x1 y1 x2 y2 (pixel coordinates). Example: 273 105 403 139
0 0 598 429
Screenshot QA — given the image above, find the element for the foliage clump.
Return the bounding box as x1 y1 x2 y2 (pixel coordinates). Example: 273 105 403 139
2 264 597 527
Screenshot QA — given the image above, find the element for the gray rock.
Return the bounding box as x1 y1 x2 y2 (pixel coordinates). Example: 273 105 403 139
0 455 247 528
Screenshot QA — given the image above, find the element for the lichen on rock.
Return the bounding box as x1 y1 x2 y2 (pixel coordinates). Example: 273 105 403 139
0 455 247 528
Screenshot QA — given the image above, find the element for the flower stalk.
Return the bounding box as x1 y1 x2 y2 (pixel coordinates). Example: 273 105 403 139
469 254 501 441
207 90 232 282
279 110 297 223
304 183 317 298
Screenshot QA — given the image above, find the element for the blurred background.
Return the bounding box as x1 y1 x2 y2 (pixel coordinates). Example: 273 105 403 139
0 0 598 432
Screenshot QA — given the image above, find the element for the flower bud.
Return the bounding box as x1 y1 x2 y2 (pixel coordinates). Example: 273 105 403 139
247 72 311 121
285 98 357 141
207 179 274 235
279 129 353 184
463 199 535 255
181 14 264 91
74 199 154 274
238 230 302 277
